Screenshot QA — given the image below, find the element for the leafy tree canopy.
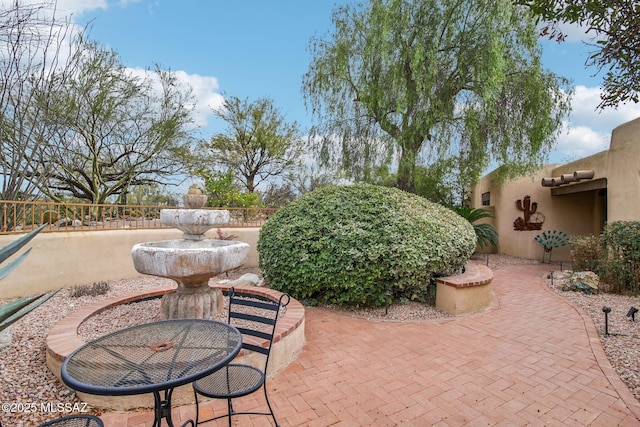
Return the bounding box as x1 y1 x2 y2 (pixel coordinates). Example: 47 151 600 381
200 95 304 193
517 0 640 109
303 0 572 194
32 36 195 204
196 169 261 208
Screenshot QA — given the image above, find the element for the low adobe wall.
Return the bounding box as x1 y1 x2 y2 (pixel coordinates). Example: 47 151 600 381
435 263 493 316
46 285 305 411
0 228 261 298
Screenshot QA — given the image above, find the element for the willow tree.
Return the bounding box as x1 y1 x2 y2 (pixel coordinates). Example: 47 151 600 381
303 0 572 194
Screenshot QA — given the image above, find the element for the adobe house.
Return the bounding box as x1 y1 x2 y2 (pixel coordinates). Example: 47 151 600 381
469 116 640 262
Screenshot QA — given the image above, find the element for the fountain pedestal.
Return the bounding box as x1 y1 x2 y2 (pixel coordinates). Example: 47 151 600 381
131 185 249 319
161 286 222 319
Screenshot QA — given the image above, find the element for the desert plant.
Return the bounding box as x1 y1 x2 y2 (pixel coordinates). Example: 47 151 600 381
258 184 476 307
68 281 110 298
215 228 238 241
601 221 640 294
0 225 59 332
570 235 604 274
453 206 498 250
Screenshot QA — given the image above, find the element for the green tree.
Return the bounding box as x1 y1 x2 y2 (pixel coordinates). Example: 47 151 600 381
201 96 304 193
373 162 469 206
129 184 180 206
31 36 195 204
197 169 261 208
284 161 342 197
517 0 639 109
303 0 572 194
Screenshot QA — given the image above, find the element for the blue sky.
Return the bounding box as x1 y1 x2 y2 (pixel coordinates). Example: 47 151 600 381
56 0 640 169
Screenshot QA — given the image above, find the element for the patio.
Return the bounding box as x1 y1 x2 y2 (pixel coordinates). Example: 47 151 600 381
80 263 640 426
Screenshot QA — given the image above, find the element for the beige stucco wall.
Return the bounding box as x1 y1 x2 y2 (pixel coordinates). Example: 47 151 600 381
606 117 640 221
470 167 599 262
0 228 261 299
470 115 640 261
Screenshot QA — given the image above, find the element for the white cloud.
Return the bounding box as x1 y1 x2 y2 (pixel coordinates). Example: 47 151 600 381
570 86 640 130
552 85 640 161
553 123 608 161
172 71 224 128
54 0 108 16
0 0 109 17
554 21 600 44
126 67 223 129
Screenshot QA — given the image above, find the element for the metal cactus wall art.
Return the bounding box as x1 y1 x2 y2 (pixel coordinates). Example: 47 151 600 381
513 195 543 230
534 230 569 263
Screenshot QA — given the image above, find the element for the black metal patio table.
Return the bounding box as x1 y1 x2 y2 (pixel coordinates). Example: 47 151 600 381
61 318 242 427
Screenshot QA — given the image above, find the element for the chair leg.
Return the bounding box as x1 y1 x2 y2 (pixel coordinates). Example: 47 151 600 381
263 386 279 427
192 387 200 426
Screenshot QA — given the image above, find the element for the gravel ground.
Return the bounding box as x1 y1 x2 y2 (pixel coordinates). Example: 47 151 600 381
1 256 639 426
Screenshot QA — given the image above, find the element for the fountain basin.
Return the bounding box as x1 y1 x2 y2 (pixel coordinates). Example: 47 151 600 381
132 239 250 318
131 239 249 285
160 209 230 240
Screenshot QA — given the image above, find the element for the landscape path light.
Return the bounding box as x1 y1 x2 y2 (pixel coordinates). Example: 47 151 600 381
603 306 612 336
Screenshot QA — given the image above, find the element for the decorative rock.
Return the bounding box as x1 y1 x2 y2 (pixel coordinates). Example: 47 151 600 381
227 273 263 287
0 326 12 348
562 271 599 294
56 218 80 227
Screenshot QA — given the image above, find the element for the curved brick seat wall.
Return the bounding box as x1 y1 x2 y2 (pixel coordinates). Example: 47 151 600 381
435 262 493 316
46 285 305 411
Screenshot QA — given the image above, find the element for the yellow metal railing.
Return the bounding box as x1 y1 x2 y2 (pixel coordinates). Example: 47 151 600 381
0 200 277 234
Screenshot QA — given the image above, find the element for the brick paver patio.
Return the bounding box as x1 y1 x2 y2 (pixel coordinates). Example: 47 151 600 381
98 263 640 426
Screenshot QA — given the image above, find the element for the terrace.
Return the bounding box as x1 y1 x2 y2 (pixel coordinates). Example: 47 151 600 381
1 200 640 426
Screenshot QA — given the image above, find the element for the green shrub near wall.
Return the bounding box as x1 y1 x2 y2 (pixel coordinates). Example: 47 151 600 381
571 221 640 294
571 235 604 273
257 184 476 307
602 221 640 294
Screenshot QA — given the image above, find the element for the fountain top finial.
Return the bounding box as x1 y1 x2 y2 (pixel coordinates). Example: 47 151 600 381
183 184 207 209
187 184 202 194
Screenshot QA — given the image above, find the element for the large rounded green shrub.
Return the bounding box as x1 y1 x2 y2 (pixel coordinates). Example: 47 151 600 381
257 184 476 307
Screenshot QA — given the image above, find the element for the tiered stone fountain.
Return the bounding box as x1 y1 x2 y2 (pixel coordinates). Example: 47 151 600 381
131 185 249 319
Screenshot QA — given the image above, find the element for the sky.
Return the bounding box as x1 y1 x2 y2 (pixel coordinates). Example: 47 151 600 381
34 1 640 172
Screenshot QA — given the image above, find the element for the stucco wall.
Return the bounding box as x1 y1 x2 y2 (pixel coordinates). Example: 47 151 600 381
606 117 640 221
470 116 640 261
0 228 260 298
470 167 595 261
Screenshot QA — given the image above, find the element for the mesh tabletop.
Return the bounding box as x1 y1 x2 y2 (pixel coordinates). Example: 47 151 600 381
61 319 242 396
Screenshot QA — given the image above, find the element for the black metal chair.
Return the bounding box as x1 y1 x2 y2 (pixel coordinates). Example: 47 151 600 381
36 414 104 427
191 287 290 426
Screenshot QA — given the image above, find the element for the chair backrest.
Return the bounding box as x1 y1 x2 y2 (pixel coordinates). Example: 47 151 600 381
226 287 290 368
37 415 104 427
